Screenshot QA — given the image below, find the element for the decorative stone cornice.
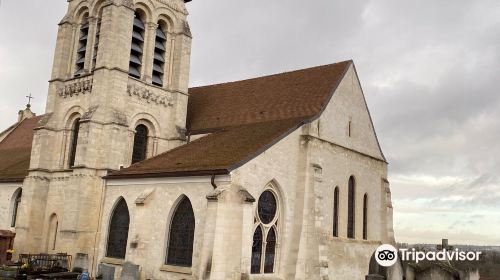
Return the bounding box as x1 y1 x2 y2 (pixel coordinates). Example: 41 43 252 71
127 83 174 107
57 76 93 98
155 0 188 15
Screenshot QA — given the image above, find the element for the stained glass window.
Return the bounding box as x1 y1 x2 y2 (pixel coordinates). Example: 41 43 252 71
252 189 279 274
106 198 130 259
251 227 263 274
166 197 195 267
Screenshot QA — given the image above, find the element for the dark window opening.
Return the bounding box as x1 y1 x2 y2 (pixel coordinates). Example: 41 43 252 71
333 187 339 237
106 198 130 259
251 227 263 274
68 118 81 168
264 227 276 273
11 189 22 227
258 191 277 224
363 193 368 240
166 197 195 267
347 176 355 239
92 15 102 70
132 124 148 164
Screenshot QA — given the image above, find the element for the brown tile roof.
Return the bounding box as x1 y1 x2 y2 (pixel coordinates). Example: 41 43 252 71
187 61 352 133
108 61 352 179
0 116 43 183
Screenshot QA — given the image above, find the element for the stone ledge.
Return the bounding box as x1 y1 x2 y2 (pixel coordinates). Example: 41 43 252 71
160 264 192 274
101 257 125 266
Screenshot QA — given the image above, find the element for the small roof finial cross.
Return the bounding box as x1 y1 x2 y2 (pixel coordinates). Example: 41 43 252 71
26 93 34 108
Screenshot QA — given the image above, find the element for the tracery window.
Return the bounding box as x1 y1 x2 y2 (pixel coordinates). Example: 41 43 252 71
152 21 167 86
333 186 339 237
129 11 145 78
363 193 368 240
11 189 22 227
131 124 148 164
75 13 89 77
166 197 195 267
252 189 279 274
106 198 130 259
68 118 81 168
347 176 355 239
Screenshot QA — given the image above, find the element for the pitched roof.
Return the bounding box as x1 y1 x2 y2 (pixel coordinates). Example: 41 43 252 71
108 61 352 179
0 116 43 183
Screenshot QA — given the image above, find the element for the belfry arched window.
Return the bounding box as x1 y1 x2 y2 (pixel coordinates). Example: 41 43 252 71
363 193 368 240
106 198 130 259
11 188 22 227
347 176 355 239
131 124 148 164
252 189 280 274
68 118 81 168
129 11 145 79
166 197 195 267
152 21 167 86
92 10 103 70
75 13 89 76
333 186 339 237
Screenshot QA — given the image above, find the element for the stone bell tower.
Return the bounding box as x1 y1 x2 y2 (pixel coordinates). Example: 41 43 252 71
14 0 192 271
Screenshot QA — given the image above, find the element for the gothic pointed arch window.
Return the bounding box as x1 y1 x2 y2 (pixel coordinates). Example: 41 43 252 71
347 176 356 239
152 20 167 86
129 11 145 79
11 188 22 227
68 118 81 168
106 198 130 259
132 124 148 164
252 188 280 274
166 196 195 267
333 186 339 237
363 193 368 240
75 13 89 77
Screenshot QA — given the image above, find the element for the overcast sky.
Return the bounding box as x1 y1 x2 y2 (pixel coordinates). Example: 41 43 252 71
1 0 499 245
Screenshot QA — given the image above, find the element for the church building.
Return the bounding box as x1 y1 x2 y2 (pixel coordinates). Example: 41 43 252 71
0 0 395 279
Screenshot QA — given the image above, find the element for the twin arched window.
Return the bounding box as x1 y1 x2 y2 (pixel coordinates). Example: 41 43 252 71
105 196 195 266
252 190 279 274
106 198 130 259
132 124 148 164
128 10 169 87
68 118 81 168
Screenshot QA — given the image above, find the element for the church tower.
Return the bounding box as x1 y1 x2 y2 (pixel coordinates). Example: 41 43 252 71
14 0 192 268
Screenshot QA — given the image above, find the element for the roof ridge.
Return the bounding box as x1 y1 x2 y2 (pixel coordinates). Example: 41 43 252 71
189 60 353 91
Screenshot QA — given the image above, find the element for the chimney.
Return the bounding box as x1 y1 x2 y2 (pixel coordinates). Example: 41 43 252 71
18 104 36 122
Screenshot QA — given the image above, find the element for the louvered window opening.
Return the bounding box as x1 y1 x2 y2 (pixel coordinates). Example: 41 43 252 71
129 14 144 79
132 124 148 164
92 18 101 70
347 176 355 239
166 197 195 267
75 16 89 76
152 25 167 86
